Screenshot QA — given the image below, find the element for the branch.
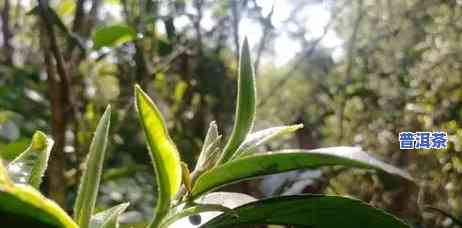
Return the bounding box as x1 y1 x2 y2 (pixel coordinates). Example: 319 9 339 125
68 0 101 62
66 0 87 58
336 0 364 144
1 0 13 65
230 0 240 62
254 1 274 74
37 1 74 116
71 0 87 34
38 5 67 207
424 206 462 227
257 1 347 108
193 0 204 54
82 0 102 38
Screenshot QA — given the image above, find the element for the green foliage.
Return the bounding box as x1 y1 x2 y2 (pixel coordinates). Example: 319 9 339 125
134 85 182 227
93 25 136 49
194 121 222 173
7 131 53 188
218 38 257 164
74 106 112 228
201 195 409 228
4 0 462 226
129 40 412 227
0 39 413 228
0 160 78 228
191 147 412 198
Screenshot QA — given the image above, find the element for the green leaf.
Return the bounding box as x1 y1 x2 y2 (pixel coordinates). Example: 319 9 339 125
93 25 136 49
74 105 112 228
7 131 54 188
195 121 222 172
57 0 76 16
89 203 129 228
134 85 182 227
200 194 410 228
0 159 78 228
218 38 256 164
231 124 304 159
192 147 413 198
201 121 220 155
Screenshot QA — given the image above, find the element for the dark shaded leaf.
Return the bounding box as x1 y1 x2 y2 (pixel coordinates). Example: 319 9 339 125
201 194 410 228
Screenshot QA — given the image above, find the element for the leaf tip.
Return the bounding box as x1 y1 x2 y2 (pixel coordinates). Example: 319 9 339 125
134 83 142 91
134 84 150 106
101 104 112 126
31 131 51 151
120 202 130 210
293 123 304 130
242 37 249 51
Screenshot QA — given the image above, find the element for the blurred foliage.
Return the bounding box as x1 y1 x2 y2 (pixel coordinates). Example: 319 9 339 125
1 0 462 227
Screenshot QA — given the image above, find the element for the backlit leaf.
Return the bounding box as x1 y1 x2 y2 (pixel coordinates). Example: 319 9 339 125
134 85 182 227
7 131 54 188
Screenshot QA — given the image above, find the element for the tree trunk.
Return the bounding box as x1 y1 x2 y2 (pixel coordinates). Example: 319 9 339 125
38 0 68 208
1 0 13 65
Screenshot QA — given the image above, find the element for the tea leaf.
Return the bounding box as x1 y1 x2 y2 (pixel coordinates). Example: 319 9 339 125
74 105 112 228
89 202 130 228
218 38 256 164
202 121 219 154
192 147 413 197
200 194 410 228
7 131 54 188
195 121 222 172
134 85 182 227
231 124 303 159
181 162 193 194
0 159 77 228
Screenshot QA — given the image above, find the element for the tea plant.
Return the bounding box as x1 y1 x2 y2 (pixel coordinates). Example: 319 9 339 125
0 39 414 228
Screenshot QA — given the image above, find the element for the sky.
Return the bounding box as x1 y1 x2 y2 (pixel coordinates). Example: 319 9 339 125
241 0 344 66
173 0 344 67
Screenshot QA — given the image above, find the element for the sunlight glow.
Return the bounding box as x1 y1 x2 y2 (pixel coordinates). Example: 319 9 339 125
242 0 344 67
